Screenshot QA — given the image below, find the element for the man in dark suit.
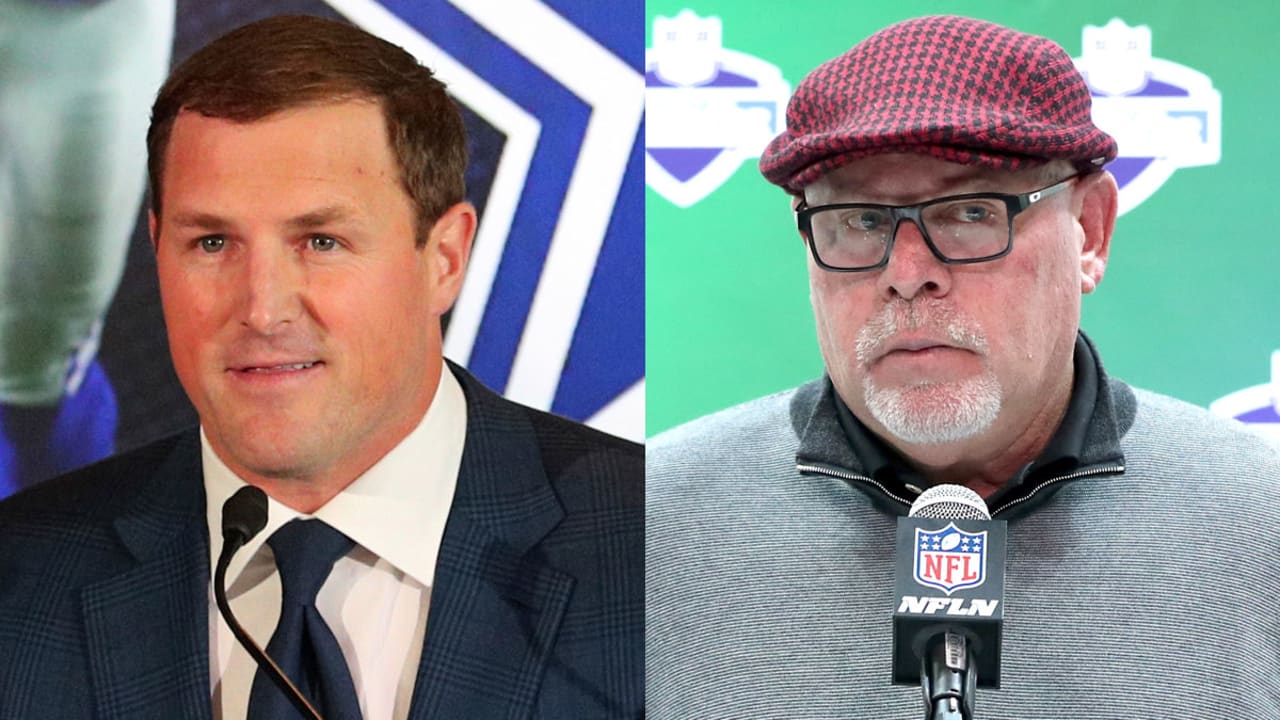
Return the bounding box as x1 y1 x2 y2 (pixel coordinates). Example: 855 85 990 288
0 15 641 720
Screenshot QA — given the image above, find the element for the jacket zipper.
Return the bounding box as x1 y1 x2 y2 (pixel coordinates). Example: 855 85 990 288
796 463 914 509
989 464 1124 517
797 462 1125 517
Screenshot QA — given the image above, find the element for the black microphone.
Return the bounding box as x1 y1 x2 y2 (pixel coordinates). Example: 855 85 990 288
214 486 325 720
892 485 1007 720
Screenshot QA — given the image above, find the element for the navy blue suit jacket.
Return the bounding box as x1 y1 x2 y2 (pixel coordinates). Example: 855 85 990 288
0 366 643 719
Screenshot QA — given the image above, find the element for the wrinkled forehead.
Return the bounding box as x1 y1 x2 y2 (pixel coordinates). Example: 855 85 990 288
803 153 1056 205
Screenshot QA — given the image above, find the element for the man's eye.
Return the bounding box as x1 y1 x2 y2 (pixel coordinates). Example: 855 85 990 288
855 211 884 230
198 236 225 253
842 210 887 232
956 205 992 223
309 235 338 252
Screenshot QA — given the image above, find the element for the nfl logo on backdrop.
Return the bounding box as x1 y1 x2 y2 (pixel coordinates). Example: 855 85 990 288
645 10 791 207
1210 350 1280 446
915 524 987 595
1074 18 1221 216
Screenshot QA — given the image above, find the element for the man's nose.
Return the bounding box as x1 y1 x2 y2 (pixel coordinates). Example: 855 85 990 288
240 244 303 334
876 219 952 301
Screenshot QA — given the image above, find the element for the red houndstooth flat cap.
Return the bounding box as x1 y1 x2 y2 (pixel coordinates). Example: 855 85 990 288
759 15 1117 194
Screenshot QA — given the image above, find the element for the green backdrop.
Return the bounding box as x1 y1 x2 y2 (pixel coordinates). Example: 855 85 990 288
646 0 1280 436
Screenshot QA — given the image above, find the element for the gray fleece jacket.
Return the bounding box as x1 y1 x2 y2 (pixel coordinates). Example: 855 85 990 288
647 339 1280 719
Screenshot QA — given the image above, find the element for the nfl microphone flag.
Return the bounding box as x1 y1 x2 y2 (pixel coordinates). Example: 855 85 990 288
892 516 1008 688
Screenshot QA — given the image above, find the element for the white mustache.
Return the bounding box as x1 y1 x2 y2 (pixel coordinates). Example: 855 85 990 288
854 300 988 366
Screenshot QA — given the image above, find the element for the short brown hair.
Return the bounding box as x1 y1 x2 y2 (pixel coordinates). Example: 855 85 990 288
147 14 467 245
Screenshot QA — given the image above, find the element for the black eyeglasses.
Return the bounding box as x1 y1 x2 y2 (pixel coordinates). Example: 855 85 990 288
795 175 1079 272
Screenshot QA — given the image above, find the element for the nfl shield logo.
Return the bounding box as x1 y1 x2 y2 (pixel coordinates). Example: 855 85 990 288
1210 350 1280 447
914 523 988 595
644 10 791 208
1073 18 1221 216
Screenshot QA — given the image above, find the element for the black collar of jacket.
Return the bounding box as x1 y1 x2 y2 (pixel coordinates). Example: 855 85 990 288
792 332 1134 519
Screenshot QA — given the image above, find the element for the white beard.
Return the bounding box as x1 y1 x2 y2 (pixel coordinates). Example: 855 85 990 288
854 299 1002 444
862 372 1001 444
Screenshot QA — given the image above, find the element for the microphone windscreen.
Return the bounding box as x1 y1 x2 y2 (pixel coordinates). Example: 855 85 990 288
222 485 269 545
909 484 990 521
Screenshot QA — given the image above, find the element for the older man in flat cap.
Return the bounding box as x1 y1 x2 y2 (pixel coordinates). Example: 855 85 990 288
647 15 1280 719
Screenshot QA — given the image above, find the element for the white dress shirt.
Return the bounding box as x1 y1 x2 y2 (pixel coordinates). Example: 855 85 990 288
204 368 466 720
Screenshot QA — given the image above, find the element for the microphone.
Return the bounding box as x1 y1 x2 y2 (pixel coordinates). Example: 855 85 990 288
214 486 325 720
892 485 1007 720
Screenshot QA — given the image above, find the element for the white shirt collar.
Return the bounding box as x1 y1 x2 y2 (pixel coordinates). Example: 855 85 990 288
204 367 467 592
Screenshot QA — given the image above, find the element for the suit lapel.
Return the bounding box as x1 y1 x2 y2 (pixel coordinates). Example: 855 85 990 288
408 367 573 720
81 432 213 720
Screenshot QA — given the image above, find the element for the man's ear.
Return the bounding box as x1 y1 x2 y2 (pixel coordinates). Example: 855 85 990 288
1075 171 1118 294
791 193 806 243
423 202 476 315
148 211 159 251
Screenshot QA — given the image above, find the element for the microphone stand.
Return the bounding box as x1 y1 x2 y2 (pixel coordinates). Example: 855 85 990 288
920 630 975 720
215 486 324 720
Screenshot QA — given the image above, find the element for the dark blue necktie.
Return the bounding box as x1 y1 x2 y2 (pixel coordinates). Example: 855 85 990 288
247 519 363 719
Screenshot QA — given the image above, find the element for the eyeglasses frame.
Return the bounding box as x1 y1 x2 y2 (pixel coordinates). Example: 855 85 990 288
794 174 1081 272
